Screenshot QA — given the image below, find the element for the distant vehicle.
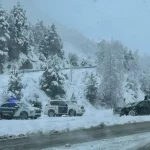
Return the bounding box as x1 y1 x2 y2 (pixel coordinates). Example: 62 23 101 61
44 100 85 117
120 100 150 116
0 101 41 120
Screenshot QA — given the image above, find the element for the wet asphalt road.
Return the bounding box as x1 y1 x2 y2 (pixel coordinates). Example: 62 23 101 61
135 143 150 150
1 121 150 150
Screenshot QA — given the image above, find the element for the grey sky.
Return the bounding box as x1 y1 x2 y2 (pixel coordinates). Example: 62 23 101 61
2 0 150 54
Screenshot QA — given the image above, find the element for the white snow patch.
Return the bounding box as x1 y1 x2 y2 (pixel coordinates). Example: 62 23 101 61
0 68 147 137
0 37 6 41
1 109 150 136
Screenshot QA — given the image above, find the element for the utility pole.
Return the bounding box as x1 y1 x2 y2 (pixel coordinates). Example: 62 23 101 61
70 65 73 82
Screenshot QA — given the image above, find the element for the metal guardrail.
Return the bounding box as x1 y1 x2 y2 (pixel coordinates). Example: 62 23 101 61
18 69 44 73
18 66 97 73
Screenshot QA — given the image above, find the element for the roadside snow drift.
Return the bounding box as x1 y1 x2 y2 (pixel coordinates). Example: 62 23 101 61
1 110 150 136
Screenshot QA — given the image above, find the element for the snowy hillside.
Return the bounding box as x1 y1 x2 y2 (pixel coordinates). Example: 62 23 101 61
0 68 97 106
0 67 144 108
0 0 147 119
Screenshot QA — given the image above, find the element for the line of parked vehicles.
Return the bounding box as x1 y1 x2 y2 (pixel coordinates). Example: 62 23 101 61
0 99 85 120
1 97 149 120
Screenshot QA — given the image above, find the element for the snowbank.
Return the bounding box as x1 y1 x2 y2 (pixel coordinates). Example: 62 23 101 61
1 109 150 136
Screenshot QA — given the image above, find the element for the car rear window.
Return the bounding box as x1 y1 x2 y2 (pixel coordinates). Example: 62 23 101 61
50 101 59 105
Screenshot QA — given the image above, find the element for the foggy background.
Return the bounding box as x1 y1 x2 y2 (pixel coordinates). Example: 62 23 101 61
2 0 150 55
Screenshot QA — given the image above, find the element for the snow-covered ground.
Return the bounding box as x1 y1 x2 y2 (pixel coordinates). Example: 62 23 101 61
0 68 97 107
44 132 150 150
1 110 150 136
0 68 147 137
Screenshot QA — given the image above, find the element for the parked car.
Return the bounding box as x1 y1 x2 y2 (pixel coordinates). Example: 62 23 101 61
120 100 150 116
44 100 85 117
0 101 41 120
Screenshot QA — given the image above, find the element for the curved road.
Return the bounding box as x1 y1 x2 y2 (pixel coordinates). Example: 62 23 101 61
1 121 150 150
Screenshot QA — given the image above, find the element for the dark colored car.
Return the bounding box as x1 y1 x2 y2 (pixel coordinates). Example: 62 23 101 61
120 100 150 116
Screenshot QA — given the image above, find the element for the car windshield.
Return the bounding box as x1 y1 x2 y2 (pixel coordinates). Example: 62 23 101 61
17 103 28 108
131 102 140 107
125 102 140 107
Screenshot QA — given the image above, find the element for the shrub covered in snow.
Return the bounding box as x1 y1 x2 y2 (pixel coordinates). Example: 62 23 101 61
85 73 98 106
68 53 79 66
71 93 77 103
20 59 33 69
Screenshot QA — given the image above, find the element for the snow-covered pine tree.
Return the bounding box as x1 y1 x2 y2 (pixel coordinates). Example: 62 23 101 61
5 69 23 101
98 40 124 108
8 2 28 60
39 24 64 59
32 20 46 46
28 22 35 47
40 55 66 99
85 73 98 106
81 58 88 67
0 6 9 64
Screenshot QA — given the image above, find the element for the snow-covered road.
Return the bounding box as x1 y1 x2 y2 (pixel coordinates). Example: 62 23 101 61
1 109 150 136
44 132 150 150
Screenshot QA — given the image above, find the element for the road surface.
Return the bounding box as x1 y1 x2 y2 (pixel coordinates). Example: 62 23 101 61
1 121 150 150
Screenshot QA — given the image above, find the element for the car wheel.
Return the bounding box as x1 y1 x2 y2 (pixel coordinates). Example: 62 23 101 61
69 109 76 117
128 110 136 116
48 110 55 117
20 112 28 120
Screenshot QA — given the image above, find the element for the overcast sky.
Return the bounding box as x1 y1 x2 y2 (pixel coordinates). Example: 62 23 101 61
2 0 150 55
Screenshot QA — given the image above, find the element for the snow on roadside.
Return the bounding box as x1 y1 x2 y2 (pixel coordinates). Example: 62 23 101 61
44 132 150 150
1 109 150 136
0 69 149 137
